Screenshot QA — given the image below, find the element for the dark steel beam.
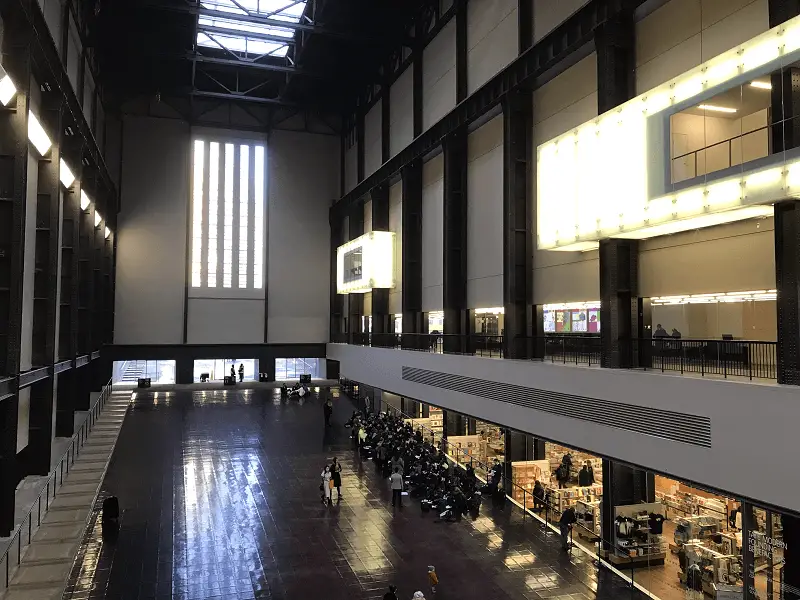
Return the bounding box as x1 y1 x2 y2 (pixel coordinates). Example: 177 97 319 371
381 72 391 164
331 0 641 218
191 89 296 107
371 183 391 346
442 129 468 354
455 0 467 103
356 110 365 183
198 23 297 45
194 54 305 76
347 203 364 343
519 0 533 52
401 161 423 347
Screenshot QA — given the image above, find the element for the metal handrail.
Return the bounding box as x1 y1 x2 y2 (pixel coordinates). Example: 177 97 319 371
1 379 113 589
672 124 769 182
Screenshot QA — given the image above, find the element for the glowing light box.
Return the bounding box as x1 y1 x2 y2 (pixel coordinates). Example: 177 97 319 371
537 14 800 250
336 231 395 294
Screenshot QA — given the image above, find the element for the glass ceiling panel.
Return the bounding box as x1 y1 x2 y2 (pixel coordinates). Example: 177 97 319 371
197 0 304 59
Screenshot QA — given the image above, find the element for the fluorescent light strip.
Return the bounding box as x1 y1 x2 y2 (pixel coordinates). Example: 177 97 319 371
543 301 601 311
27 111 52 155
208 142 220 288
651 289 777 305
253 145 264 289
0 74 17 106
697 104 737 113
750 80 772 90
59 159 75 188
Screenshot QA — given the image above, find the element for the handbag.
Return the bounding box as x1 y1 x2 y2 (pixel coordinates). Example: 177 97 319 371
329 479 335 490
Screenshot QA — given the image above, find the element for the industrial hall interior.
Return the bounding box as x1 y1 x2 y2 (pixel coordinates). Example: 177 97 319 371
5 0 800 598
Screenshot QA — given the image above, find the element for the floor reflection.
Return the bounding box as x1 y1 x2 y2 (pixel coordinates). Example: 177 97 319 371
63 388 647 600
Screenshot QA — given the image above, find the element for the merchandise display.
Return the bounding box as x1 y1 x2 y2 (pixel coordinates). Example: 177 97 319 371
575 499 601 539
510 460 550 507
547 485 602 513
611 503 667 567
546 443 603 487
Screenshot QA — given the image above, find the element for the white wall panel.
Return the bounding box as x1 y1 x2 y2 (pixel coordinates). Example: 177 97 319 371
66 16 80 97
364 198 373 233
43 0 62 58
364 99 382 178
467 116 503 307
390 67 414 157
268 130 338 343
328 343 800 512
114 116 189 344
639 220 775 297
636 0 769 93
83 65 95 131
17 388 30 452
533 0 590 42
422 155 444 312
345 142 358 193
532 54 598 300
389 182 403 314
467 0 518 95
423 21 457 131
20 153 38 371
187 298 264 343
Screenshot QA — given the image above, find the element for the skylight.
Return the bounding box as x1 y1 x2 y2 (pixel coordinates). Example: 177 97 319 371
198 0 306 59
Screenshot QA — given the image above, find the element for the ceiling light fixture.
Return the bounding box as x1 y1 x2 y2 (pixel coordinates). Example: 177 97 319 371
27 111 52 155
697 104 738 113
0 71 16 106
750 80 772 90
80 190 91 210
104 226 111 239
94 211 102 227
59 159 75 188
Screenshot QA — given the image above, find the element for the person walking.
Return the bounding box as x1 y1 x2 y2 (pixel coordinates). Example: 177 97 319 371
427 566 438 596
238 363 244 382
390 467 404 507
321 465 332 506
331 457 343 501
324 398 333 427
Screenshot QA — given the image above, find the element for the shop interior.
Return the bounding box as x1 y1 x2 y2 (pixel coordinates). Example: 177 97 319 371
193 358 258 382
446 418 505 479
112 360 177 385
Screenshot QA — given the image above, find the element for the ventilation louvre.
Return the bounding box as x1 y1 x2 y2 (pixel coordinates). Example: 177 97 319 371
402 366 712 448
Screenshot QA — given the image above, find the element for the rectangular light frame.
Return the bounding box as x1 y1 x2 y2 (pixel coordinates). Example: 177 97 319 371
80 190 91 210
59 159 75 188
27 111 52 156
0 72 16 106
336 231 395 294
536 14 800 250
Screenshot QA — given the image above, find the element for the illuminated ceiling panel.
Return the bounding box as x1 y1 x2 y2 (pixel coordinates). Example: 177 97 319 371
197 0 307 59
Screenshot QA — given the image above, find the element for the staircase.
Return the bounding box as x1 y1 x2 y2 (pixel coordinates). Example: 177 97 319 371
0 390 131 600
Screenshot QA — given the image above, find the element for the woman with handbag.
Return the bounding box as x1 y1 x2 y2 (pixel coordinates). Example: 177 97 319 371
321 465 332 506
330 458 343 501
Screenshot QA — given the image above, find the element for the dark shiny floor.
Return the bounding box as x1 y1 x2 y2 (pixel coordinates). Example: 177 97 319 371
62 389 647 600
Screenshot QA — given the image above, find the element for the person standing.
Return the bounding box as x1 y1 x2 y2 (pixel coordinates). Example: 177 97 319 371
238 363 244 382
559 506 576 552
331 457 342 501
427 566 438 596
230 365 236 380
324 398 333 427
321 465 332 506
382 585 398 600
390 467 404 507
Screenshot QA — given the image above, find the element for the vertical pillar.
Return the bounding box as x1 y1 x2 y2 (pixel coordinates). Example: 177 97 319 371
782 512 800 598
402 161 423 348
0 17 32 536
348 202 364 343
502 91 533 359
601 460 655 550
600 239 640 369
413 46 423 138
532 437 545 460
774 201 800 384
594 11 635 115
176 358 194 384
443 129 468 354
518 0 533 53
771 68 800 154
381 72 391 164
330 213 345 341
356 109 365 183
444 410 464 438
26 85 63 476
455 0 468 103
371 184 391 346
504 429 530 489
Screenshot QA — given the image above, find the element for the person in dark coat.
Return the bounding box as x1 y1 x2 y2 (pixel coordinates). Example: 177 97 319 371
330 457 343 501
383 585 398 600
532 480 545 512
578 461 595 487
323 398 333 427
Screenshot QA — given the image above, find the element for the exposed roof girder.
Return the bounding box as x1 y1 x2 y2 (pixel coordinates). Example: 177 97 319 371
198 23 296 45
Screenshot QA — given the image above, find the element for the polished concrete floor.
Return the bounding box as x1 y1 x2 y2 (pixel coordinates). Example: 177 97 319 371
62 388 649 600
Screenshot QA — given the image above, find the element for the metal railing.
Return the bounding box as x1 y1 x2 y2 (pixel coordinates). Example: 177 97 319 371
334 333 778 381
1 379 113 590
640 338 776 380
671 125 769 184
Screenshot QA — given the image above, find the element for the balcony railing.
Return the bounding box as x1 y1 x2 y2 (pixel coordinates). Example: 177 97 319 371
332 333 777 381
671 125 769 184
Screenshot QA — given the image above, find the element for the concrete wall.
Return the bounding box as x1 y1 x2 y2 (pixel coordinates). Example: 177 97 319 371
466 0 518 95
345 140 358 194
114 116 189 344
267 130 338 342
635 0 769 93
423 20 457 131
389 182 403 314
390 67 414 158
364 99 382 178
467 116 504 308
422 155 444 312
533 0 590 42
328 343 800 513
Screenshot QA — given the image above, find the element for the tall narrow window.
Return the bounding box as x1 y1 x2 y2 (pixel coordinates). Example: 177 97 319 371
239 145 249 288
207 142 219 288
253 145 265 289
191 141 204 288
223 143 234 288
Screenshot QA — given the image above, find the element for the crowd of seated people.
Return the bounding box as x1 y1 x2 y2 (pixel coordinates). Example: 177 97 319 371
348 410 505 521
